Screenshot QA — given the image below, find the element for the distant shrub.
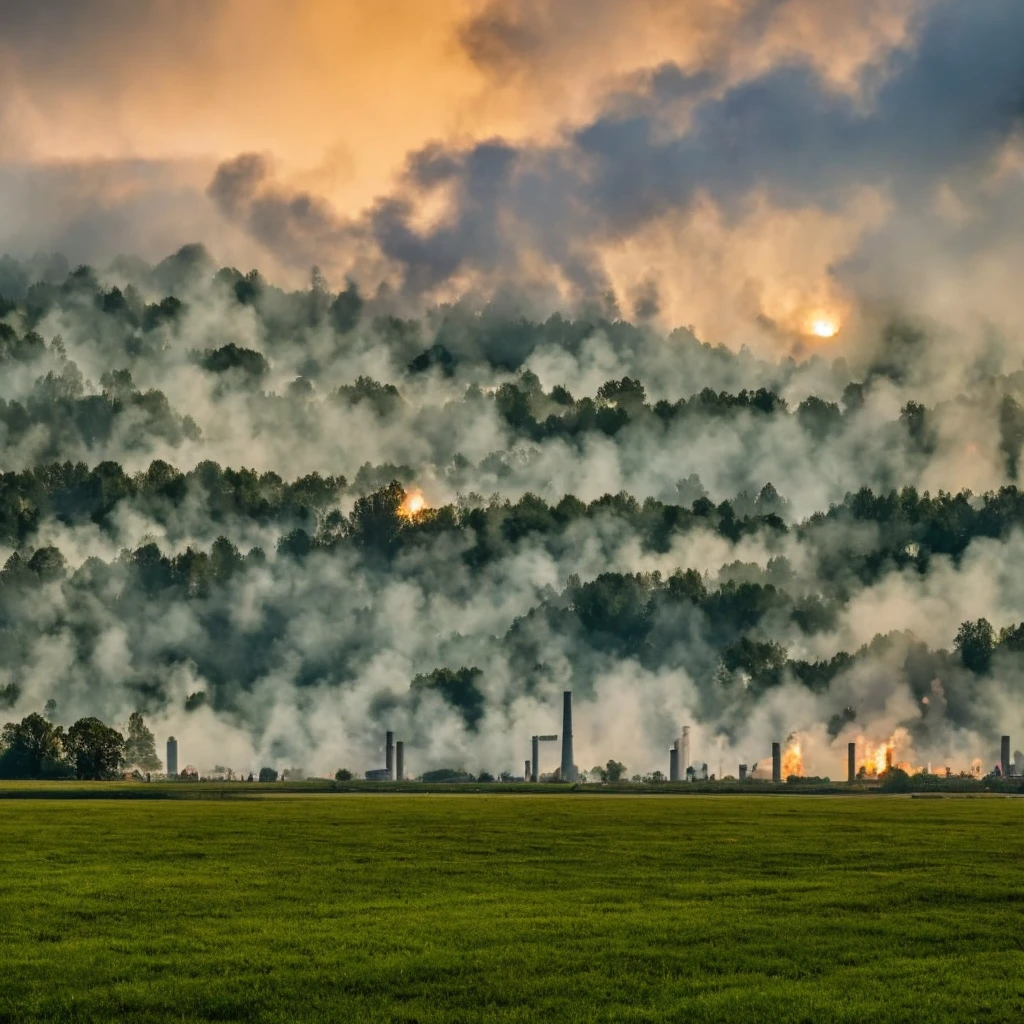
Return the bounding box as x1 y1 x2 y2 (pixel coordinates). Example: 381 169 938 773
420 768 475 783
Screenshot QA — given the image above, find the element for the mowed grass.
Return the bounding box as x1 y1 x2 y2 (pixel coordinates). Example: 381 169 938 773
1 796 1022 1023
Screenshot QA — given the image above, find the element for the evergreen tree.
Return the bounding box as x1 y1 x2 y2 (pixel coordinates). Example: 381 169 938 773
124 712 162 771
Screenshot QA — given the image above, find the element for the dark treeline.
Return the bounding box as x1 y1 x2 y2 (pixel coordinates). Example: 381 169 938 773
6 245 1024 488
0 710 158 780
0 459 344 545
6 464 1024 586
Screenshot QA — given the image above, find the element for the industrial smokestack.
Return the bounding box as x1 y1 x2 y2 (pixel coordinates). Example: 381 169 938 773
669 747 679 782
524 759 531 781
396 741 404 781
561 691 575 782
1001 736 1011 777
386 731 394 780
738 764 747 781
532 734 557 781
772 742 781 783
166 736 178 776
681 726 690 775
848 742 856 784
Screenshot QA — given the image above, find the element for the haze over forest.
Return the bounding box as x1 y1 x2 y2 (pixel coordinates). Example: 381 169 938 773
1 0 1024 779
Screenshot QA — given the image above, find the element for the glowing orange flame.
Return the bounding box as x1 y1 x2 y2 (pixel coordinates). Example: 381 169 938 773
857 728 915 777
398 489 428 518
782 740 803 778
862 740 891 778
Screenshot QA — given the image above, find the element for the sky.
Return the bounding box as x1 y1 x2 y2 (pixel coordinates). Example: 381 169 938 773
3 0 1024 348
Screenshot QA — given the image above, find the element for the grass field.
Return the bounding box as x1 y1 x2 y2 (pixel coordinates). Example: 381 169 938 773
1 794 1022 1023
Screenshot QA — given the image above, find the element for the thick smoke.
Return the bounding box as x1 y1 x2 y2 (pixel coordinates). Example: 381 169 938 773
0 247 1022 782
201 1 1024 351
2 2 1024 781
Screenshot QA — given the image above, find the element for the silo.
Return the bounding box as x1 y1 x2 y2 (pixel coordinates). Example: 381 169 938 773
386 731 394 780
560 691 575 782
396 741 404 781
524 759 531 781
738 764 748 781
848 742 856 784
1001 736 1011 777
771 742 781 783
166 736 178 776
669 747 679 782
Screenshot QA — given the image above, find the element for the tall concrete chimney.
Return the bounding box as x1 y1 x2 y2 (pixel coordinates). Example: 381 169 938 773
1001 735 1011 777
386 731 394 780
681 726 690 775
524 759 531 781
560 691 575 782
395 740 404 781
848 742 856 784
669 747 679 782
772 742 781 783
166 736 178 776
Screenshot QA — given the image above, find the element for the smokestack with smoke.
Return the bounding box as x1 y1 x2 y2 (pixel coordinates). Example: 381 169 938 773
1001 736 1010 778
396 740 404 782
386 731 394 781
561 692 575 783
772 743 781 784
848 742 856 784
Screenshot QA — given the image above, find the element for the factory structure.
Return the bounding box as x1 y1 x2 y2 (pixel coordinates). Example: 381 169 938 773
153 702 1020 786
526 691 578 782
365 731 407 781
669 732 1020 786
528 734 557 783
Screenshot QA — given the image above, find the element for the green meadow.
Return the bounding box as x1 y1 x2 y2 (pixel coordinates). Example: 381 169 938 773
1 793 1022 1023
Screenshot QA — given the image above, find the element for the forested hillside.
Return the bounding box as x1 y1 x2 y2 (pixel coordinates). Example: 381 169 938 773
0 246 1022 778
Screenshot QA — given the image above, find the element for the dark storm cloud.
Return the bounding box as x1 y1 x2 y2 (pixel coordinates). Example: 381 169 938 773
207 1 1024 306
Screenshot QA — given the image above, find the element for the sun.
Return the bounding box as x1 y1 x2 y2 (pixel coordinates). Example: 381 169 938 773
810 317 839 339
